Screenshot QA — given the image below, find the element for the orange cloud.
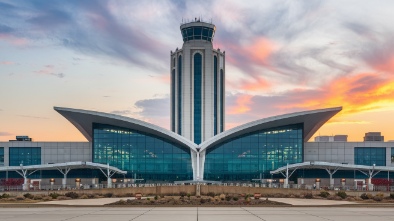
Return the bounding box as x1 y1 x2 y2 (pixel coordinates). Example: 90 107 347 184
245 38 274 65
238 77 271 91
374 56 394 74
270 72 394 116
228 94 252 114
0 34 28 46
0 61 14 65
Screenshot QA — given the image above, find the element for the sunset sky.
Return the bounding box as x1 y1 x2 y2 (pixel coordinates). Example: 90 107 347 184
1 0 394 142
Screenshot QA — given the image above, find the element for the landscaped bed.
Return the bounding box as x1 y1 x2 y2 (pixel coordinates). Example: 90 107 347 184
0 191 393 205
108 195 288 206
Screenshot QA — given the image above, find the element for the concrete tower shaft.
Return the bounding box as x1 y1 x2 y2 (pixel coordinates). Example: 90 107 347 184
171 21 225 144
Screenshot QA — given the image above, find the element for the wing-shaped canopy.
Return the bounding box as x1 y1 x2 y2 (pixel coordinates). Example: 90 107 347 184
54 107 198 152
199 107 342 151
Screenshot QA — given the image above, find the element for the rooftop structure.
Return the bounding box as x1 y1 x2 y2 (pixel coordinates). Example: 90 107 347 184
364 132 384 142
314 135 348 142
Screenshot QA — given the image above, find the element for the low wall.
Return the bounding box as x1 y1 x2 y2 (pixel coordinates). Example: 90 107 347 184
3 185 391 197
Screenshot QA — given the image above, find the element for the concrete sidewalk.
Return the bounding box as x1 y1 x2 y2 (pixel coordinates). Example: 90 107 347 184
36 197 358 206
36 197 140 206
267 198 357 206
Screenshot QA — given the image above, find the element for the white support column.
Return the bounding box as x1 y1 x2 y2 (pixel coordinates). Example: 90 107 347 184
107 164 112 188
278 164 297 189
284 164 289 188
57 167 71 189
196 152 200 181
99 163 117 188
357 164 381 191
325 167 339 189
15 166 38 191
15 164 28 191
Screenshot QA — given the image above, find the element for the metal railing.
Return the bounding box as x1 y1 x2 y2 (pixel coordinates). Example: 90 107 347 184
1 182 394 192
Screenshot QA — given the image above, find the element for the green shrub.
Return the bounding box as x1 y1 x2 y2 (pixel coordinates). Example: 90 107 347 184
225 195 231 201
319 191 330 198
104 193 113 198
207 192 215 197
1 193 10 199
23 193 34 199
336 191 347 199
360 193 369 200
154 195 158 200
180 191 187 197
390 193 394 199
187 193 191 198
49 193 60 199
233 196 238 201
373 193 384 201
124 193 134 197
65 192 79 199
147 197 150 201
33 195 43 200
304 192 313 199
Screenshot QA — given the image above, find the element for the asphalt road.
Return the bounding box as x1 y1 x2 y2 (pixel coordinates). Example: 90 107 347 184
0 207 394 221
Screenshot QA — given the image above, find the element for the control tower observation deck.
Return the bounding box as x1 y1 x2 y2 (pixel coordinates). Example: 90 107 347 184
170 20 225 144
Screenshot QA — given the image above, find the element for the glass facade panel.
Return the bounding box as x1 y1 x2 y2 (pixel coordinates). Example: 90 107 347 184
0 147 3 166
171 69 175 132
392 148 394 163
178 55 182 134
214 56 218 135
194 53 202 144
93 123 192 182
9 147 41 166
181 26 215 42
204 124 303 181
220 69 224 132
354 147 386 166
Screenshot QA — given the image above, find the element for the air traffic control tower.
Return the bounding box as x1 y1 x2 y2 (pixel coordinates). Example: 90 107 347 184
171 19 225 144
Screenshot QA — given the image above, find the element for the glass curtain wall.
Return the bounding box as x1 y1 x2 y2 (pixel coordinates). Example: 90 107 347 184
181 26 215 42
354 147 386 166
178 55 182 134
204 124 303 181
171 69 175 132
0 147 3 166
392 148 394 163
214 56 218 135
220 69 224 132
93 123 193 182
194 53 202 144
9 147 41 166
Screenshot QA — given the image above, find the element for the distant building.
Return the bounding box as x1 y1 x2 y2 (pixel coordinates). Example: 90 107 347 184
364 132 384 142
314 135 348 142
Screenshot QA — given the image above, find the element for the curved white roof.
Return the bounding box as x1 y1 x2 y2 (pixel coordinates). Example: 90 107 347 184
54 107 198 152
270 161 394 174
0 161 127 174
198 107 342 151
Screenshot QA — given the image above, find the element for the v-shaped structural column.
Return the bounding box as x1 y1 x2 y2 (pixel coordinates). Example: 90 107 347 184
279 164 297 188
325 167 340 189
99 163 117 188
357 164 381 191
57 167 71 189
15 164 38 191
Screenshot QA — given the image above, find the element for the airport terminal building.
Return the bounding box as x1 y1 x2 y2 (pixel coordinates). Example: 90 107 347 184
1 21 394 188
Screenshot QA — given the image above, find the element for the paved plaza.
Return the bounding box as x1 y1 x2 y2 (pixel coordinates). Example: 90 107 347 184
35 197 357 206
0 207 394 221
